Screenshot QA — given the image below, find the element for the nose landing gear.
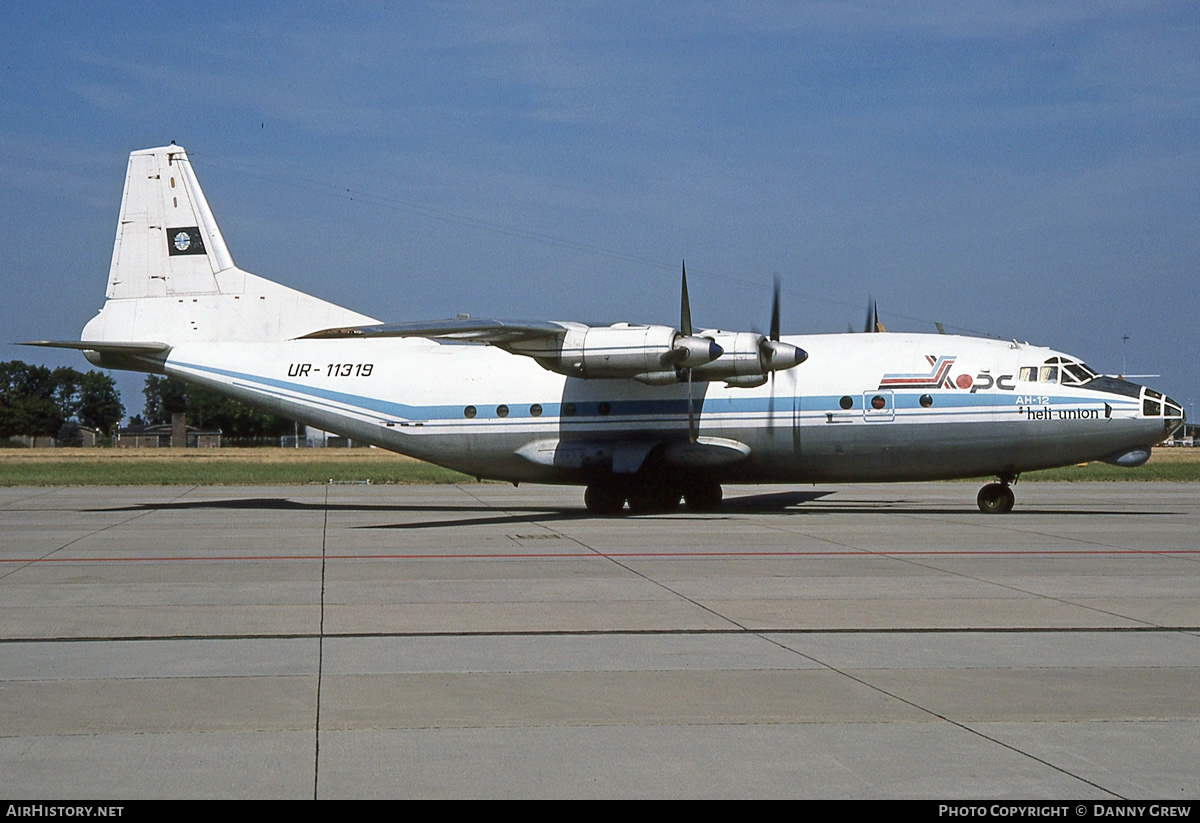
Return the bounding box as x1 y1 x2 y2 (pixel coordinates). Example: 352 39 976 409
977 477 1016 514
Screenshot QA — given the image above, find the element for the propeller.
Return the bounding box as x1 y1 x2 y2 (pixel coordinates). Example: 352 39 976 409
770 274 781 341
767 275 781 424
758 276 806 373
677 262 714 442
681 262 692 338
863 297 885 332
755 276 809 427
674 266 805 442
683 263 696 440
671 263 721 367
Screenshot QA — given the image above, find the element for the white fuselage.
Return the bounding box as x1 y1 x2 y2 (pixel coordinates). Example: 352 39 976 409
164 331 1169 485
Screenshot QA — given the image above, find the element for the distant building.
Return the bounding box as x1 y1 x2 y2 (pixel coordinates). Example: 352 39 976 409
1165 421 1195 447
56 422 101 447
11 434 60 448
298 428 368 448
115 423 221 448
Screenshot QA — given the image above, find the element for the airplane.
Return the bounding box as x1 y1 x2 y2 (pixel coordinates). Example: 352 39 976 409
27 145 1187 514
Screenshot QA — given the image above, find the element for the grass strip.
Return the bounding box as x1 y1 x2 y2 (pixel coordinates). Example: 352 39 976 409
0 459 473 486
0 448 1196 486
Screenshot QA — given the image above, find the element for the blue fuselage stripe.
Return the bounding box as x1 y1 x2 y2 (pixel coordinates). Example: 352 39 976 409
172 360 1134 424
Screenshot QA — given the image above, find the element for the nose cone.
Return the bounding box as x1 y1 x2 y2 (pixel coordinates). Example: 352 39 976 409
1136 383 1185 440
673 335 724 368
763 341 806 370
1163 394 1186 438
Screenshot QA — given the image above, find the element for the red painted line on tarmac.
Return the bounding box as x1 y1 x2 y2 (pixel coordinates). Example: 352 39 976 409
2 549 1198 564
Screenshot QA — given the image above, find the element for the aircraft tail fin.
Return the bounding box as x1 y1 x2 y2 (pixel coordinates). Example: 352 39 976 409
82 145 377 349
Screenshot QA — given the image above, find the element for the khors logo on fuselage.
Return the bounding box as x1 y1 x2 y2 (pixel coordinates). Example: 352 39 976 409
878 355 958 390
878 355 1015 393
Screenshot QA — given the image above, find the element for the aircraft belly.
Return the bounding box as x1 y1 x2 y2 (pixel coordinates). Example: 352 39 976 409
773 415 1161 483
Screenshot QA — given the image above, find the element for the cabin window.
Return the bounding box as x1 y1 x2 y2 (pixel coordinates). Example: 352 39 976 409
839 396 853 410
463 405 477 419
562 403 576 417
597 402 611 416
530 403 542 417
871 395 886 410
919 394 933 408
496 405 509 418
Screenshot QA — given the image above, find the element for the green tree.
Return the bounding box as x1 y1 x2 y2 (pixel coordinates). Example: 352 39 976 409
76 371 124 434
0 361 67 439
142 375 188 425
143 376 299 440
0 362 125 441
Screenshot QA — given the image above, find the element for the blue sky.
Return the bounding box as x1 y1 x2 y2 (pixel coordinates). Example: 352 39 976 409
2 2 1197 419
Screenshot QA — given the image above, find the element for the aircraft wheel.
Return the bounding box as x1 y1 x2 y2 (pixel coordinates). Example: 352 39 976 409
584 482 627 515
683 481 723 512
627 481 681 514
977 482 1015 514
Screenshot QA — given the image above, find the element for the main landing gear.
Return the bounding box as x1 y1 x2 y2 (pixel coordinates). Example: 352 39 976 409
977 477 1016 514
584 478 723 515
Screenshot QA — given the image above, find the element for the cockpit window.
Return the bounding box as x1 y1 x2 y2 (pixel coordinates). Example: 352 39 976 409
1082 375 1142 398
1019 366 1037 383
1063 364 1092 384
1041 357 1097 386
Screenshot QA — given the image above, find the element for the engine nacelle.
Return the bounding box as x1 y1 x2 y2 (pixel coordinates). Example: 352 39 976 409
689 330 807 385
508 322 804 385
515 323 723 380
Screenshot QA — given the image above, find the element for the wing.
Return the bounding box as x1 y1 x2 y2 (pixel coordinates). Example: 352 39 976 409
298 318 570 345
297 273 805 387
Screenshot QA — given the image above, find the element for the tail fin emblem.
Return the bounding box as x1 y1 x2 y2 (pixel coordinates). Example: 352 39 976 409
168 227 205 256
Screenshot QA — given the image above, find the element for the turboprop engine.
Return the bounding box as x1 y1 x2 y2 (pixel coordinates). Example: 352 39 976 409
510 322 805 387
509 265 807 387
514 322 725 384
689 330 806 387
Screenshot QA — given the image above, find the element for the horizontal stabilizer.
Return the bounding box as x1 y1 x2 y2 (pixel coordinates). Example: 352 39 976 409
21 339 172 372
21 340 171 354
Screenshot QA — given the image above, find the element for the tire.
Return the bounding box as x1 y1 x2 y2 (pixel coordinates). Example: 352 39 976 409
584 482 626 515
627 481 681 514
683 481 723 512
977 483 1015 514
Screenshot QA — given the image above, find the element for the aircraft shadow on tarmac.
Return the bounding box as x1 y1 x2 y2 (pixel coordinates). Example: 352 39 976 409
90 490 1172 531
95 490 829 515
